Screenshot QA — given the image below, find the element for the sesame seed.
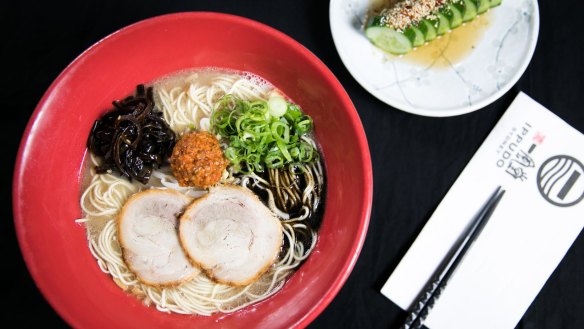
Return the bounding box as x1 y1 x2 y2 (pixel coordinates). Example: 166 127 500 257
381 0 454 31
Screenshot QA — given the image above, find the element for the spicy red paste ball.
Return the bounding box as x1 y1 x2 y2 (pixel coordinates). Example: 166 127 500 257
170 131 229 188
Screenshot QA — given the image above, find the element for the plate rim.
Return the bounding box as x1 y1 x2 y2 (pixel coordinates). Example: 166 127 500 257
329 0 540 117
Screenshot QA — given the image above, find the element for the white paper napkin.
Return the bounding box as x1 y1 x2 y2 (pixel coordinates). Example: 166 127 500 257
381 92 584 329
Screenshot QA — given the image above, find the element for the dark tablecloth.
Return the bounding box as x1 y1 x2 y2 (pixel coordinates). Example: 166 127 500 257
3 0 583 328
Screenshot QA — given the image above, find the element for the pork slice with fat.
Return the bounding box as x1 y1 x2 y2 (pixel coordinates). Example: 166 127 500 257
179 185 283 286
118 189 200 287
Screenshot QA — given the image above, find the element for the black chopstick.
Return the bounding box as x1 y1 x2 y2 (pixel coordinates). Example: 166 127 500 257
400 186 505 329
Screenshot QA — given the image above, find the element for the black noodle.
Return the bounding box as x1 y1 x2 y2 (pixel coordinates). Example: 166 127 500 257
87 85 176 184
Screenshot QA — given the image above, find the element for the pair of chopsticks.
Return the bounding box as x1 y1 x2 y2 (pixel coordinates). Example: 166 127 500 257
400 186 506 329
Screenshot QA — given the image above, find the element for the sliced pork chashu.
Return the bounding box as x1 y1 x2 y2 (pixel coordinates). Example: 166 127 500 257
118 189 200 287
179 185 283 286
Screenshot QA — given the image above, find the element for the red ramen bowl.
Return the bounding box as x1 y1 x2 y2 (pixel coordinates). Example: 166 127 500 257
13 12 372 329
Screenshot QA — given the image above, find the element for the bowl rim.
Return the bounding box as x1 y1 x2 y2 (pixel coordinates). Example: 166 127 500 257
12 11 373 328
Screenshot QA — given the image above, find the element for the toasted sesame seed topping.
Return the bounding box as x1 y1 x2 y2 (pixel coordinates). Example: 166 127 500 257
380 0 454 31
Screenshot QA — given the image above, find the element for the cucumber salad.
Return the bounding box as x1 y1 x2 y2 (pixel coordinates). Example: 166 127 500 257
365 0 502 55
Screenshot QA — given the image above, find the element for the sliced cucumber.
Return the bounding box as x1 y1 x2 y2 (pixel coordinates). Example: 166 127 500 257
365 0 502 55
404 26 425 47
419 19 437 41
365 26 412 55
442 4 463 29
460 0 478 22
435 13 451 35
490 0 502 8
474 0 490 14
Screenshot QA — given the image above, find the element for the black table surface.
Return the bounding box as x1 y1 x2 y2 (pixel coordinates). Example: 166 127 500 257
3 1 583 328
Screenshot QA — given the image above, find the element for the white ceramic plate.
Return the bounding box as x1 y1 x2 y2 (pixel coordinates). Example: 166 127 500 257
330 0 539 116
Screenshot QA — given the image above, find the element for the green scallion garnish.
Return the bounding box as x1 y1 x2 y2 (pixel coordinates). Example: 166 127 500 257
211 95 316 173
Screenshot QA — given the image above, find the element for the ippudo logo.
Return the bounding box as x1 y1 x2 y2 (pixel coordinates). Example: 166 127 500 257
537 155 584 207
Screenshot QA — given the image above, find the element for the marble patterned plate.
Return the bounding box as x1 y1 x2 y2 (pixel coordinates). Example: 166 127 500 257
330 0 539 116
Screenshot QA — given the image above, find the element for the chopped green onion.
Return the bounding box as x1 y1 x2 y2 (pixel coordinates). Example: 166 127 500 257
265 152 284 168
211 94 318 173
277 141 293 162
295 116 313 134
268 96 287 117
271 121 290 143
